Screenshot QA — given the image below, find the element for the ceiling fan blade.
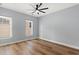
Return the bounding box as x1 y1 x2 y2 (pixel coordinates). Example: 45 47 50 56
32 10 36 13
30 4 36 9
39 8 48 10
38 10 45 13
38 3 42 8
36 4 39 10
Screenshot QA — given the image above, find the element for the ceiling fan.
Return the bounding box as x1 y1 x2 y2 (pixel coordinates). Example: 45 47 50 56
31 3 48 15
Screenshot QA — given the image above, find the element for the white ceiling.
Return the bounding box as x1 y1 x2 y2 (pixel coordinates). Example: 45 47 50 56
0 3 78 17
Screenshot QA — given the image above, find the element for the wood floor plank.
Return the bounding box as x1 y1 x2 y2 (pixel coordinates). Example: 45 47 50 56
0 39 79 55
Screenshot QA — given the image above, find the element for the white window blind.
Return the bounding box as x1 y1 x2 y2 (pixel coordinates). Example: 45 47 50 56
0 16 12 39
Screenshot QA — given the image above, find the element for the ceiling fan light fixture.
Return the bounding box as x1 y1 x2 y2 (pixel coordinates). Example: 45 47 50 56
30 3 48 15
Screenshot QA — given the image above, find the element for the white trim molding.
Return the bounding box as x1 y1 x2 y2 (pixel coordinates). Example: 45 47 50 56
25 20 33 36
0 16 12 39
0 37 38 47
39 37 79 50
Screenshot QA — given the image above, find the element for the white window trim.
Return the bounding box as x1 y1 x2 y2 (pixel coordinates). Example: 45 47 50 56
25 20 33 36
0 16 12 39
29 20 33 36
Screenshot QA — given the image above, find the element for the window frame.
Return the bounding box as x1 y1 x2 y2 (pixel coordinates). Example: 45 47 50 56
25 20 33 36
0 16 12 39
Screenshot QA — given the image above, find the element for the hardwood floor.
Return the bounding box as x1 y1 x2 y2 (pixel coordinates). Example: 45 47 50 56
0 39 79 55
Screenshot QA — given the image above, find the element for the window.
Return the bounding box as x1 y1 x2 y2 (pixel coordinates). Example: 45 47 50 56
0 16 12 39
25 20 33 36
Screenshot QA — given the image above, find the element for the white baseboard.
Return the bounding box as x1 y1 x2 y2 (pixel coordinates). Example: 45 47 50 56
0 37 37 46
1 37 79 50
39 37 79 50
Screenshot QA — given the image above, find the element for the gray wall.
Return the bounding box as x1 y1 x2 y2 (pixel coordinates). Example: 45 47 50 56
0 7 39 44
39 5 79 48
